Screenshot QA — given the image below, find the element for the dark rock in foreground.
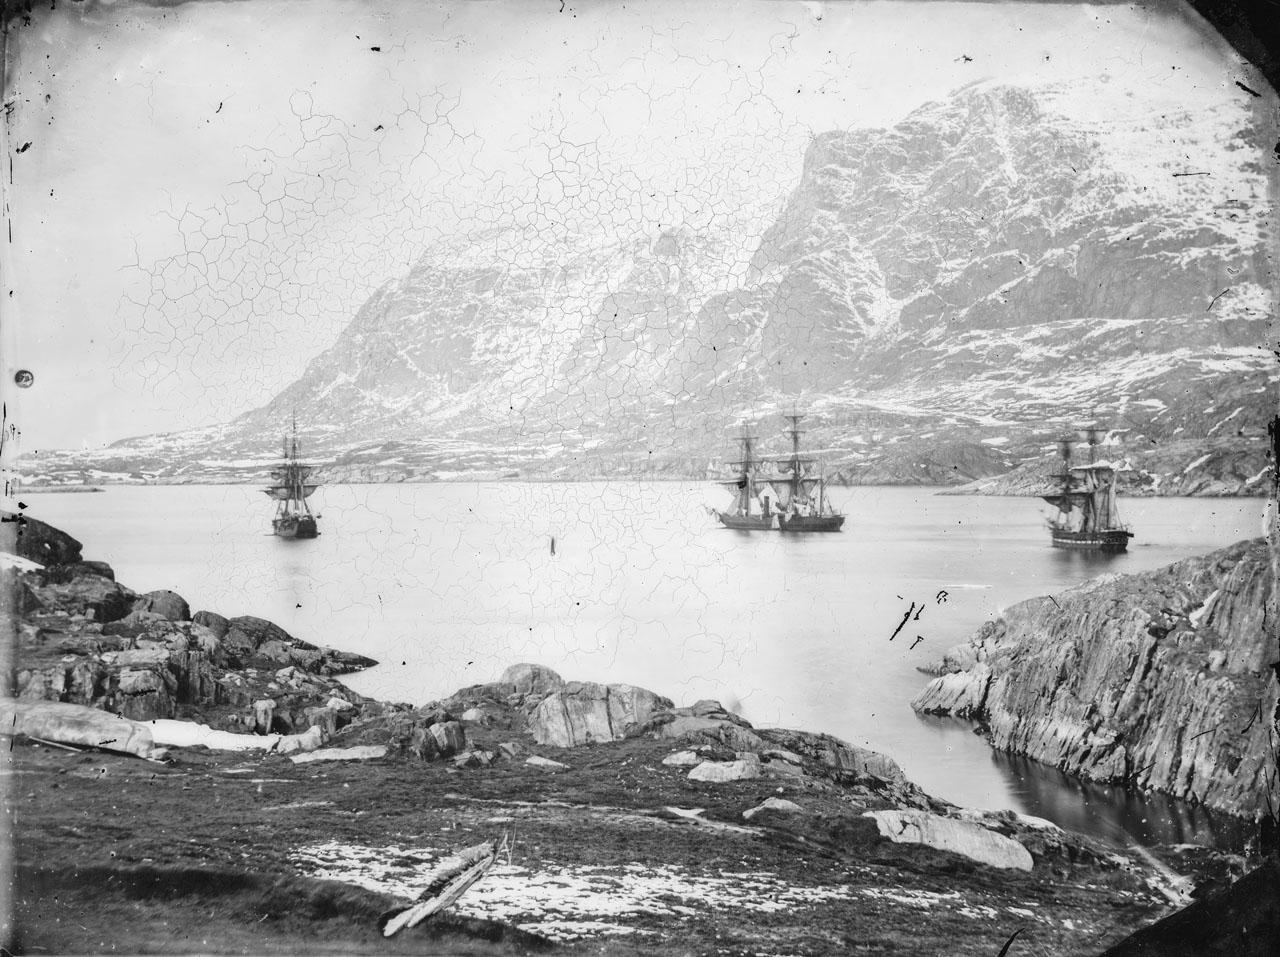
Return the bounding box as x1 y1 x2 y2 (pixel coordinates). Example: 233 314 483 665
1 510 83 565
913 538 1277 820
14 557 385 735
1103 855 1280 956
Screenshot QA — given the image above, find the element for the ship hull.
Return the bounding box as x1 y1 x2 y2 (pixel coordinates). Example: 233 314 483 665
274 516 319 539
716 512 774 531
777 514 845 533
1049 527 1131 551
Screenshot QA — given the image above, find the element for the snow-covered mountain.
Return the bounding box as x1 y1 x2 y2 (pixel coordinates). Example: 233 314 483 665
26 79 1276 492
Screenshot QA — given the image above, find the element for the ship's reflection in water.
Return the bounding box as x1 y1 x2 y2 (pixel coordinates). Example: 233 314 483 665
989 750 1256 854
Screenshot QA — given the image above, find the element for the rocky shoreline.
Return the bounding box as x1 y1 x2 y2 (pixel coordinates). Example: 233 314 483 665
15 431 1272 497
1 513 1272 954
912 538 1277 823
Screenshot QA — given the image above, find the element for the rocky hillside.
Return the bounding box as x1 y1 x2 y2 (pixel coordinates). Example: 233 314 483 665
913 538 1277 820
24 78 1275 490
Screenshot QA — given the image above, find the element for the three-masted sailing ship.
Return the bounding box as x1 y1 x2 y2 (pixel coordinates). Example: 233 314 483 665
263 420 320 539
1042 428 1132 551
773 413 845 533
714 430 777 530
713 414 845 532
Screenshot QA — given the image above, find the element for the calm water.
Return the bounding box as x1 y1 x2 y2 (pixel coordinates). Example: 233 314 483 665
28 483 1264 850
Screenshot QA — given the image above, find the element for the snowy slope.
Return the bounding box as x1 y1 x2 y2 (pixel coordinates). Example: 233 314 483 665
24 78 1276 491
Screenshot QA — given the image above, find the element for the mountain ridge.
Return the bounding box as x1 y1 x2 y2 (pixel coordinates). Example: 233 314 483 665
21 79 1277 493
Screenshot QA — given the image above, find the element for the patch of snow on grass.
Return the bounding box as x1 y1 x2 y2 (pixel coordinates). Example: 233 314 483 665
291 841 854 940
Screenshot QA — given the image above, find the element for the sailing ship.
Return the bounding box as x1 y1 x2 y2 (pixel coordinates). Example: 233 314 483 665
263 419 320 539
714 429 776 530
1042 428 1133 550
773 413 845 533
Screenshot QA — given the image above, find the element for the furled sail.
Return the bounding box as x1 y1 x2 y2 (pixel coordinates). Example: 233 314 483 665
1041 492 1090 510
263 485 318 501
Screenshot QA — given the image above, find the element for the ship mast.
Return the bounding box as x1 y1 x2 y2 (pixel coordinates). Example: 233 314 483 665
781 413 815 510
1080 427 1102 534
729 431 758 515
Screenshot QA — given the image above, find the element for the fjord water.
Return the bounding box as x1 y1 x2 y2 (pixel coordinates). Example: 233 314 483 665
31 483 1263 849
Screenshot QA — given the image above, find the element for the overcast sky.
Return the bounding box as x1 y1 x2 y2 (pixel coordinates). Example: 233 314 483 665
2 0 1257 451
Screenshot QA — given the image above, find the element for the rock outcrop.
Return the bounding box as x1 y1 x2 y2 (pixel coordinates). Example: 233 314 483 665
424 664 914 797
530 681 672 747
912 538 1278 819
863 810 1035 871
1 511 83 565
10 530 389 753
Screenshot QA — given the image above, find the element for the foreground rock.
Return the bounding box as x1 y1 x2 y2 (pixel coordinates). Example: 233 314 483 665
0 699 157 758
1 510 83 565
864 809 1034 871
1103 855 1280 956
913 538 1277 820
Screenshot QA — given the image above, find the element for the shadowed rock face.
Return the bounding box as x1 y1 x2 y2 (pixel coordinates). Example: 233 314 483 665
913 538 1277 819
1 512 83 565
1102 856 1280 957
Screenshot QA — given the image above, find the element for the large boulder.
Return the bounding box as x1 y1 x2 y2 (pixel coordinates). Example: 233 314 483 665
531 681 672 747
1 513 82 565
428 721 467 756
0 699 155 758
379 710 467 760
863 810 1034 871
687 754 762 783
192 610 230 639
500 663 566 696
222 616 298 666
114 668 175 721
33 573 136 623
133 590 191 622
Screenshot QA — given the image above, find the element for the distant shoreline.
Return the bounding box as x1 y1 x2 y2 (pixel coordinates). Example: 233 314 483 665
11 477 1267 497
17 485 105 494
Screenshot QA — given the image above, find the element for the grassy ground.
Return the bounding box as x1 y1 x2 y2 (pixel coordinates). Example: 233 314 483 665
9 733 1175 956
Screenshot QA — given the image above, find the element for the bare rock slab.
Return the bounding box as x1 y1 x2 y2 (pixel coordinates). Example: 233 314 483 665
743 797 804 821
688 754 762 783
863 809 1033 871
661 749 701 767
0 699 155 758
290 745 387 764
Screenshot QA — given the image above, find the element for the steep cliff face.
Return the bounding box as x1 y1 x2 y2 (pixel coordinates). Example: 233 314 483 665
26 79 1275 487
913 539 1278 819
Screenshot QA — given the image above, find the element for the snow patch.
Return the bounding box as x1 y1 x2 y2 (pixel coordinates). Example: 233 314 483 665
291 840 855 941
